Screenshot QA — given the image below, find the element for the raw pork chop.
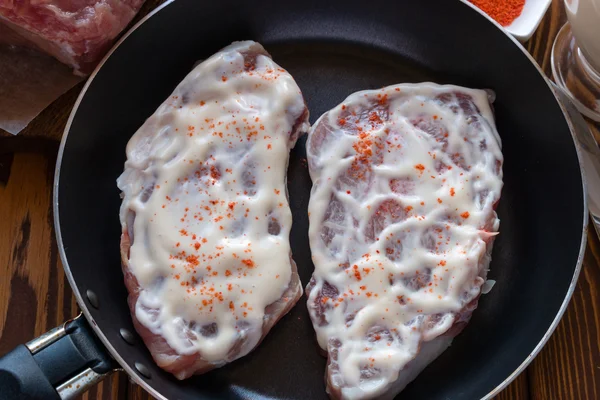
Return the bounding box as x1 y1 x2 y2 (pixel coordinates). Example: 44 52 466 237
118 41 309 379
0 0 146 74
306 83 503 399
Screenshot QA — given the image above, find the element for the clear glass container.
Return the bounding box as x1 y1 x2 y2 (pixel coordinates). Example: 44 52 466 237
552 0 600 122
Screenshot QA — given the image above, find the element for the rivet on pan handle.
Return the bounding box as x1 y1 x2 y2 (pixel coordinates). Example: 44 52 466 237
0 314 118 400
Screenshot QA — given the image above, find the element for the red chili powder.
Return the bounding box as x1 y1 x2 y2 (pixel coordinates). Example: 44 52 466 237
470 0 525 27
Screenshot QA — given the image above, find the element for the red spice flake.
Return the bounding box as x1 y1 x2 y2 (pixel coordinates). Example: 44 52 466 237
368 112 383 125
360 285 367 290
241 259 255 268
338 118 347 126
228 202 236 210
420 201 425 206
437 198 443 204
450 187 456 196
179 229 188 236
221 75 228 82
414 164 425 171
202 238 208 243
461 211 470 219
352 264 362 281
366 292 373 297
194 242 201 250
186 254 200 267
267 144 272 150
439 260 447 266
229 301 235 310
175 242 181 247
321 296 330 304
377 93 388 105
210 165 220 180
274 189 280 195
405 206 413 212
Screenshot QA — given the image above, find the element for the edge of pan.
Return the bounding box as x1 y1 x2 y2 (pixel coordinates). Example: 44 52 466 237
53 1 588 399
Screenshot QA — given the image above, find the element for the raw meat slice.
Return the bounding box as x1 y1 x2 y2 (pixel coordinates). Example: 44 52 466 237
306 83 503 399
0 0 146 74
118 41 309 379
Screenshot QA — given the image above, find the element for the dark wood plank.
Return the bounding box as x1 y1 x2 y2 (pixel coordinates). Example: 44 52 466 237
495 373 530 400
128 382 156 400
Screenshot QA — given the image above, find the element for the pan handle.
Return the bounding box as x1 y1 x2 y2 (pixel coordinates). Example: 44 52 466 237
0 314 117 400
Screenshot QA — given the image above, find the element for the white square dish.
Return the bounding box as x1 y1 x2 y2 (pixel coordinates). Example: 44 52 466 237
505 0 552 41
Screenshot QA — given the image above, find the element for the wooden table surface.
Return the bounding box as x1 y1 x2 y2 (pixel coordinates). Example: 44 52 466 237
0 1 598 399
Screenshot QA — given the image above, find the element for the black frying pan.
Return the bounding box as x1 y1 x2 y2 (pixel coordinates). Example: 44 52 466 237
0 0 587 399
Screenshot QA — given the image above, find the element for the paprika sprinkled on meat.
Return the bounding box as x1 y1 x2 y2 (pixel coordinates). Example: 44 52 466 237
306 83 503 399
117 41 309 380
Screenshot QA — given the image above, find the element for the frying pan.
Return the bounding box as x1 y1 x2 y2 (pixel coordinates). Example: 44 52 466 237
0 0 588 399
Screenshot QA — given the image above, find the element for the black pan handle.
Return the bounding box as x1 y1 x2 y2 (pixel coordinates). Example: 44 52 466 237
0 314 117 400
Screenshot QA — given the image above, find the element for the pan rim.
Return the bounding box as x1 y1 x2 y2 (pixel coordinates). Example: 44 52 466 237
53 1 588 399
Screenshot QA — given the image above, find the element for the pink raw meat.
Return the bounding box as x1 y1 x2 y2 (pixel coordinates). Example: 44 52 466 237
306 84 503 399
117 41 308 379
0 0 146 74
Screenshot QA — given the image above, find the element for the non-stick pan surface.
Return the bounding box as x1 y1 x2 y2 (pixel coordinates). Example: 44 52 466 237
55 0 586 399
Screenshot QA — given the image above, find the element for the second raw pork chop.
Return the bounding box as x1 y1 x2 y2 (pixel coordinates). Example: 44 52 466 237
306 83 503 399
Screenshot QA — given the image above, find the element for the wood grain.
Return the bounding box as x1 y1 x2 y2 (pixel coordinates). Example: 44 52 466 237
0 0 598 399
0 147 130 400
